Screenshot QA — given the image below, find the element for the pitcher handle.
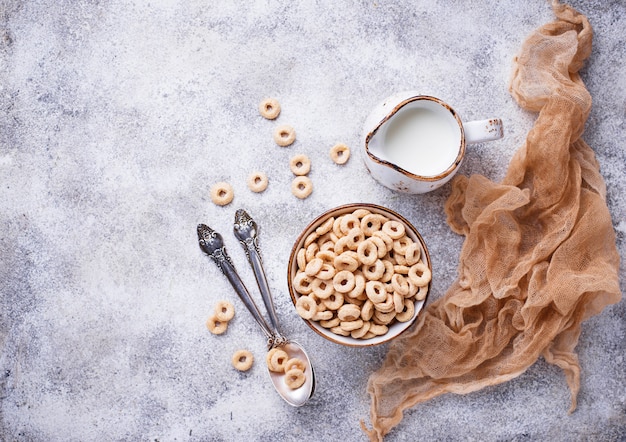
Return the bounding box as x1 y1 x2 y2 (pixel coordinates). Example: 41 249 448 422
463 118 504 144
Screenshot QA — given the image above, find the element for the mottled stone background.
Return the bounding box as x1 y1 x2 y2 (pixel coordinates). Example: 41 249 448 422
1 0 624 440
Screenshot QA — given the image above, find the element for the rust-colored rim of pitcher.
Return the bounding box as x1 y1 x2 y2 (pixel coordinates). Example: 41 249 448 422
364 95 466 182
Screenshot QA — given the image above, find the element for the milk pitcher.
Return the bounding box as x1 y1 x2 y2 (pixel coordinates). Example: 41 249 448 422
362 92 503 194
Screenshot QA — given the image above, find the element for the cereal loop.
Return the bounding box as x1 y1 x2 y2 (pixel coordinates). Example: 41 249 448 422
340 214 360 234
408 262 432 286
365 280 387 303
319 240 335 253
357 240 378 265
372 230 394 252
347 272 366 299
351 320 371 339
313 311 333 322
266 348 289 373
338 303 361 321
396 298 415 322
334 253 359 272
316 250 336 265
369 323 388 336
391 274 410 296
393 264 411 275
311 278 334 299
315 263 336 280
285 368 306 389
382 220 406 240
274 124 296 147
361 299 374 321
374 309 395 325
290 154 311 176
296 295 317 319
333 236 352 255
332 217 343 238
404 242 422 265
215 300 235 322
296 248 307 271
330 143 350 165
353 208 371 219
346 292 366 304
285 358 307 373
259 98 281 120
232 350 254 371
361 214 385 236
369 236 389 259
293 272 313 295
330 325 351 336
305 242 319 262
345 227 365 249
340 319 364 332
393 292 405 313
415 284 429 301
210 182 234 206
291 176 313 199
316 217 335 235
333 270 356 294
304 231 319 248
381 260 395 283
320 317 340 328
304 258 323 277
375 293 395 313
247 171 269 193
323 291 344 310
362 259 385 281
394 250 408 265
393 236 413 255
206 315 228 335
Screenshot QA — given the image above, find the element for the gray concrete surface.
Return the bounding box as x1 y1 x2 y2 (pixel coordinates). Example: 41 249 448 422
1 1 624 440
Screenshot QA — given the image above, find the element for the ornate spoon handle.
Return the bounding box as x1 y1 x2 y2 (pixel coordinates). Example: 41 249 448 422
233 209 285 344
197 223 274 341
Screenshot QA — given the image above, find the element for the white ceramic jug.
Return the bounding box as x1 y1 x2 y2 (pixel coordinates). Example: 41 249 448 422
362 92 503 194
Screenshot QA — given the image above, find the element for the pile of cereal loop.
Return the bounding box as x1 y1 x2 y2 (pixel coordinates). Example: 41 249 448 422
266 347 307 390
292 208 430 340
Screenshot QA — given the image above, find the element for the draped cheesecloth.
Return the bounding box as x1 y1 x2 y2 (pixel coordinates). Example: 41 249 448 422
362 2 622 440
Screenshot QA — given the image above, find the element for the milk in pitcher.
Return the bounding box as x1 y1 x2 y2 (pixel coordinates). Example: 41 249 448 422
381 104 461 177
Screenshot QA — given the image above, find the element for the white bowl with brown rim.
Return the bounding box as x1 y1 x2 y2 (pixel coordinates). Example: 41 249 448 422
287 203 431 347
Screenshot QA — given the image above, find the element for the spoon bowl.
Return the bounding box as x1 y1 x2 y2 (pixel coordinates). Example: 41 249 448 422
267 341 315 407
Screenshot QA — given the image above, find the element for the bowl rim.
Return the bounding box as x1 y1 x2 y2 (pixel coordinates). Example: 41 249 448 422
287 203 432 347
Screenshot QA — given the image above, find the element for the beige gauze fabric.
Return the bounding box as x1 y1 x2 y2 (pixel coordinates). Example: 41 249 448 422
362 2 622 440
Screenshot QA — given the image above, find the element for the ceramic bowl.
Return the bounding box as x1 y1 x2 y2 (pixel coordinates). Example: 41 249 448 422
287 203 431 347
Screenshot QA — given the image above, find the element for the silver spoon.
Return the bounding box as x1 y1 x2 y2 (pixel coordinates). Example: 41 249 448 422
197 217 315 407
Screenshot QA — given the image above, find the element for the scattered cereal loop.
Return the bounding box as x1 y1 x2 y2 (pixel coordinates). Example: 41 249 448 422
206 315 228 335
274 124 296 147
290 154 311 176
214 300 235 322
259 98 281 120
291 176 313 199
232 349 254 371
247 171 269 193
330 143 350 165
210 182 234 206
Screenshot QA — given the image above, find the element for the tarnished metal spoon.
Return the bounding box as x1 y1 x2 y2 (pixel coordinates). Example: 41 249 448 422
197 218 315 407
